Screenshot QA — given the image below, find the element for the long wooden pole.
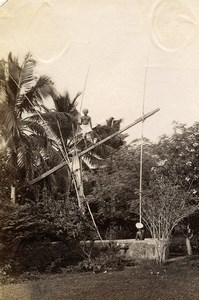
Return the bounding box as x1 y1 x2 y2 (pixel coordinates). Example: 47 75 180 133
28 161 67 185
79 107 159 157
28 108 160 186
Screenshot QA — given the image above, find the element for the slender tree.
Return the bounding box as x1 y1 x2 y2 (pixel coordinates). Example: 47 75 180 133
142 176 199 263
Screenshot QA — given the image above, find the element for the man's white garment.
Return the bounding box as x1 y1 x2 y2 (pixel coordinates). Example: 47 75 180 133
81 124 92 136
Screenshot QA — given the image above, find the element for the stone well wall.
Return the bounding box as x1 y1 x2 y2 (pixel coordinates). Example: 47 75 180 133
83 238 169 260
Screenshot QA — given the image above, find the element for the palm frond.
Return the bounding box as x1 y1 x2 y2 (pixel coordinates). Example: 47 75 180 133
40 104 51 113
46 143 63 166
92 117 125 150
53 92 70 112
16 133 52 180
5 80 14 104
106 117 123 130
53 91 80 113
82 156 97 170
22 119 48 138
0 59 7 82
19 53 36 94
70 91 81 108
0 101 20 141
35 75 56 99
37 141 70 193
0 83 7 104
8 52 20 67
81 152 104 170
16 75 55 114
28 134 49 158
7 52 21 98
15 54 37 113
91 143 115 159
27 111 77 144
17 142 32 170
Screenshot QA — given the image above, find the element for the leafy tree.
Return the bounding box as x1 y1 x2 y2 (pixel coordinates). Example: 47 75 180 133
152 122 199 194
142 176 199 263
151 122 199 243
87 142 155 238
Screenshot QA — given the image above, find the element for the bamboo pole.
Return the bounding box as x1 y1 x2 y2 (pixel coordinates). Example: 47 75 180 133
28 161 67 185
86 201 104 243
139 57 148 224
78 108 159 157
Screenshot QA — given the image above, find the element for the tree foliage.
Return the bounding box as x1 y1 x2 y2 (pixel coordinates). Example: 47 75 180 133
153 122 199 194
142 175 199 263
0 53 56 186
86 142 155 238
0 151 11 202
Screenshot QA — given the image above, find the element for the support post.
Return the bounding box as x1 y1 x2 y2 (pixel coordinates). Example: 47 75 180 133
72 155 85 208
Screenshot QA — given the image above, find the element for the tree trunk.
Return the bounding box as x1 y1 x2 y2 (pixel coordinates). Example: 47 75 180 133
185 238 192 255
185 225 193 256
155 239 169 264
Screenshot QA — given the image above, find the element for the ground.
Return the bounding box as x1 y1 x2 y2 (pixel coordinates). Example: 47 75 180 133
0 256 199 300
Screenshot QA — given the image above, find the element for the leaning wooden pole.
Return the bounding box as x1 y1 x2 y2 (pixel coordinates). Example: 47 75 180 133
78 107 159 157
28 108 160 186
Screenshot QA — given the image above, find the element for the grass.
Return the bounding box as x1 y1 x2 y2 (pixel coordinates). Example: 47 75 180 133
0 256 199 300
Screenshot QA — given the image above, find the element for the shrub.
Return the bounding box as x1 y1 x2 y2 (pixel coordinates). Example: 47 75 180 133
77 242 126 273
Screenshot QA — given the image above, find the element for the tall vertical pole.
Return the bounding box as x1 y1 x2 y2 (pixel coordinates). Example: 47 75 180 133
139 56 148 223
80 65 90 114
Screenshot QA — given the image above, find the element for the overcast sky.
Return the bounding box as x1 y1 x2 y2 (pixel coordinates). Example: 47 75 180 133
1 0 199 141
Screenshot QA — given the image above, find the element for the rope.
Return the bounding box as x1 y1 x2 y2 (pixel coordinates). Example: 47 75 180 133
139 55 149 224
80 65 90 113
86 200 104 243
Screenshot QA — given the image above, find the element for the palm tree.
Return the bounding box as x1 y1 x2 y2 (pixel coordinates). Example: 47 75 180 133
25 91 83 203
0 53 56 202
31 91 81 150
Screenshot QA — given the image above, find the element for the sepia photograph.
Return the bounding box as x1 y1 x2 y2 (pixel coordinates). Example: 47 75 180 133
0 0 199 299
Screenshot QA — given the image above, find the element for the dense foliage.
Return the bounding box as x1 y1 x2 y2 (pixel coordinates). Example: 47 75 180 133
86 143 155 238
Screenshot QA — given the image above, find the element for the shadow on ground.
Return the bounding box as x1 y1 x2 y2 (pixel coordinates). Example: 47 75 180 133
1 256 199 300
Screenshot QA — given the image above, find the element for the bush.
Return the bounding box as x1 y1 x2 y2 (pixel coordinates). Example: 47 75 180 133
0 195 96 274
77 242 127 273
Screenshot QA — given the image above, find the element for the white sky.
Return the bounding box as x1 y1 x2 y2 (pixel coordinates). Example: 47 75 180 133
1 0 199 141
